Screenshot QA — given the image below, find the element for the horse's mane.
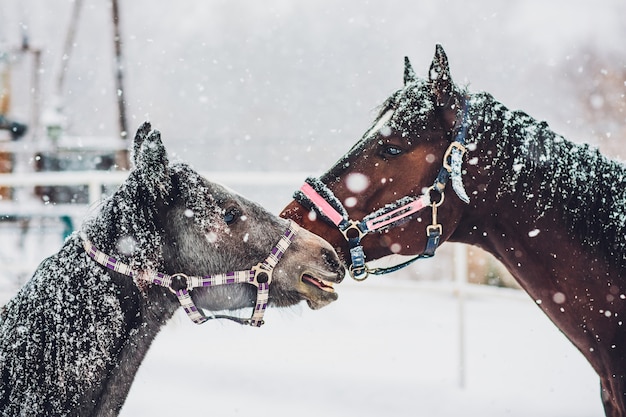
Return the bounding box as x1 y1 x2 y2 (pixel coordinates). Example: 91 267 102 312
470 92 626 268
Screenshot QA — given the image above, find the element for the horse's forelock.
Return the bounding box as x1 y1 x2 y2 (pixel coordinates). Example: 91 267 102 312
388 80 438 134
349 81 436 156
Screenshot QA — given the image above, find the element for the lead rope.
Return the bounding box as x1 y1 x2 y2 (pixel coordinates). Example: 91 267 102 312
81 221 299 327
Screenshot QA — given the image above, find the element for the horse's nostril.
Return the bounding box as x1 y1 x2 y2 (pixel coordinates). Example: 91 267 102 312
336 268 345 283
322 248 344 282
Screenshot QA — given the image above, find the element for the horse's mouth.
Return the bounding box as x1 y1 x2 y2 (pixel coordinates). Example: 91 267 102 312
302 273 336 293
300 272 339 309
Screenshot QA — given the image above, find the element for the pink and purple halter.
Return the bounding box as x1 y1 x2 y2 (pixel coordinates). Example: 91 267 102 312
82 221 299 327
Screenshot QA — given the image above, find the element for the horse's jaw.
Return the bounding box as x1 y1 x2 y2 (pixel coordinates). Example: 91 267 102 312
269 227 345 310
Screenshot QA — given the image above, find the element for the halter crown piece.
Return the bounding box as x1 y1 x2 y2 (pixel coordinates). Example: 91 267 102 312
82 221 299 327
294 99 470 281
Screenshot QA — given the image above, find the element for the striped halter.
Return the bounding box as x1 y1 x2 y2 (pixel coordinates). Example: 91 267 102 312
81 221 299 327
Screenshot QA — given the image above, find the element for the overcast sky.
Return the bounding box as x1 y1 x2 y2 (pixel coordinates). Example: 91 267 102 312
2 0 625 172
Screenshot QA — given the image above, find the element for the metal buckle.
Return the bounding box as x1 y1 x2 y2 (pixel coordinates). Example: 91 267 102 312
426 224 443 236
442 141 466 173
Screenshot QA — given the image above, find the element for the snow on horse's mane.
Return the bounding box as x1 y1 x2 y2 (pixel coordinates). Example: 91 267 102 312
468 91 626 268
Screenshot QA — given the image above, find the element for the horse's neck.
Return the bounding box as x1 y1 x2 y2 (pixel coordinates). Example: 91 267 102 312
93 287 176 416
450 93 626 358
456 92 621 296
69 229 179 415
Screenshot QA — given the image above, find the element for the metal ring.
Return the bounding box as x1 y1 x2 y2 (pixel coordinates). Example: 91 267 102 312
349 264 370 281
251 263 273 286
428 186 445 207
340 220 367 242
169 273 190 293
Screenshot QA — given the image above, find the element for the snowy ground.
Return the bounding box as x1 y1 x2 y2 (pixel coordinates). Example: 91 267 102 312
118 279 603 417
0 218 604 416
0 191 605 416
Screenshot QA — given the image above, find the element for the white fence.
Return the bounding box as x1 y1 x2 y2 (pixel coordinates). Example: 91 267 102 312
0 170 311 204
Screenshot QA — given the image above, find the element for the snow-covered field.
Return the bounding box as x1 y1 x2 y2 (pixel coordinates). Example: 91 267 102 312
0 211 604 416
0 188 605 416
118 278 603 417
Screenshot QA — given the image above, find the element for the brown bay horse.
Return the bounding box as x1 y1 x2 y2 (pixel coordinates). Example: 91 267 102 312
281 45 626 416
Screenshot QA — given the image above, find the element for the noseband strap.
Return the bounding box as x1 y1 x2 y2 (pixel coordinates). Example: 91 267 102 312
294 98 470 280
295 178 437 279
82 221 299 327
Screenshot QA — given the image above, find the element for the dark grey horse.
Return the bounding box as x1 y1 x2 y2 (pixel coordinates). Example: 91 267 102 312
0 122 344 416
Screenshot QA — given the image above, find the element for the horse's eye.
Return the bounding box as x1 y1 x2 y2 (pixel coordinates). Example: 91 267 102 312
223 208 240 225
383 146 403 157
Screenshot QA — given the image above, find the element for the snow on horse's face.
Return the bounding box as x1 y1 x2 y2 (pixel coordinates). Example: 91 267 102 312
132 122 344 310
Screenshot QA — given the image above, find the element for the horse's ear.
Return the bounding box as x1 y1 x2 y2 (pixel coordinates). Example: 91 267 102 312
429 46 470 203
428 44 455 107
131 121 171 201
429 44 462 131
132 121 152 165
404 56 417 85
